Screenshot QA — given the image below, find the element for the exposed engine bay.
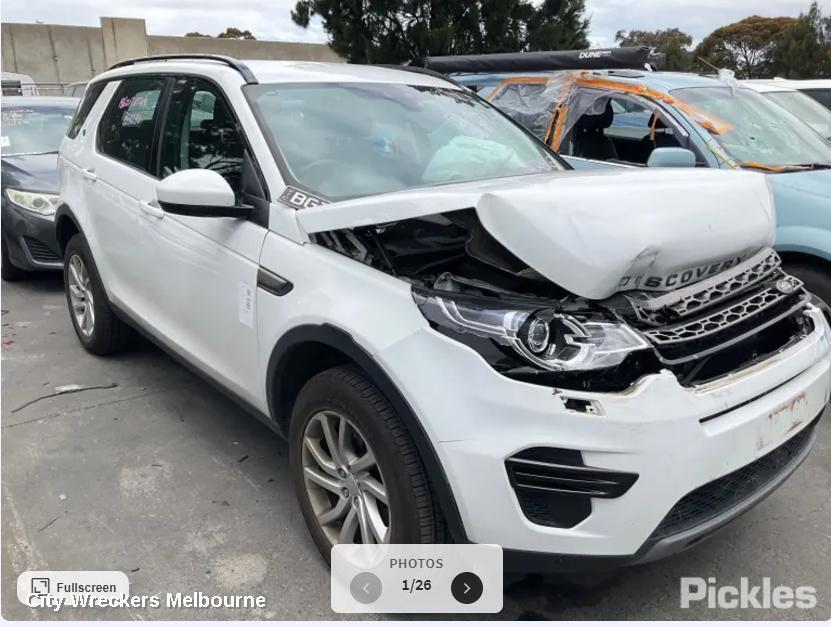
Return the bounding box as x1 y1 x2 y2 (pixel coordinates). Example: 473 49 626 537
315 209 571 299
313 211 815 393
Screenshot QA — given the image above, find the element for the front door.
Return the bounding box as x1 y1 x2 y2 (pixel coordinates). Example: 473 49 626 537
144 76 268 406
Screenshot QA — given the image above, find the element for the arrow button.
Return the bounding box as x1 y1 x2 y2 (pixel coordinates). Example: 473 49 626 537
451 572 483 604
350 572 382 604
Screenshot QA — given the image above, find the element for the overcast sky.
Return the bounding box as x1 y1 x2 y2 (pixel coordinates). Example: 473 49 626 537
2 0 829 48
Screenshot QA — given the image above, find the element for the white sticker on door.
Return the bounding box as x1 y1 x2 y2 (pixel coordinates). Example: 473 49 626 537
238 282 254 328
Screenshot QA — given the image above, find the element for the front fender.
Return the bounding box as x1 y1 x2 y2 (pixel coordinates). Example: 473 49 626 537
770 173 831 263
775 224 831 264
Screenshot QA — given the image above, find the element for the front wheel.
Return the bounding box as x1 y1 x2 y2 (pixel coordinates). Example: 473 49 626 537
290 366 440 561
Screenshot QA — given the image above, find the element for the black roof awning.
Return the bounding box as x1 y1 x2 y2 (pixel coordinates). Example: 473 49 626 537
424 47 650 75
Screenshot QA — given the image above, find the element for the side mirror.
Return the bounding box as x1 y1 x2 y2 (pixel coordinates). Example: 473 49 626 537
156 169 251 218
647 147 697 168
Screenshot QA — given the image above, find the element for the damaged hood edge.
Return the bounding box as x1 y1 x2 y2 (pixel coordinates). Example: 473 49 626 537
296 168 776 300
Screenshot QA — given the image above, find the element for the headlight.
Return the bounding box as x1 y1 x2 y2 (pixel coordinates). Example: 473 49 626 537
5 189 59 216
414 290 649 372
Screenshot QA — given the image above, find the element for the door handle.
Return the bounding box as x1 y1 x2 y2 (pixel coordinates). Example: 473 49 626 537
139 201 165 219
81 168 97 182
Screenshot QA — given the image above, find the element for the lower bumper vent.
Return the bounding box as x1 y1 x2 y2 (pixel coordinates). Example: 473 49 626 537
506 447 638 528
649 414 820 542
22 236 60 263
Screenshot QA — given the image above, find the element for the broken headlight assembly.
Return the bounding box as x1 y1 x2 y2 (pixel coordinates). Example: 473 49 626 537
413 289 650 373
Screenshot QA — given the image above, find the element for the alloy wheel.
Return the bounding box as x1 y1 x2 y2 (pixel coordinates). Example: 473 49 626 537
301 410 390 545
67 254 95 336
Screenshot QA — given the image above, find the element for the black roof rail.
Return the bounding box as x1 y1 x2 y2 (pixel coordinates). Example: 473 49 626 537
108 54 258 84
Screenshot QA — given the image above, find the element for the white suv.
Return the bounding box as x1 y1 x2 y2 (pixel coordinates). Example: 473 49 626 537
57 55 830 570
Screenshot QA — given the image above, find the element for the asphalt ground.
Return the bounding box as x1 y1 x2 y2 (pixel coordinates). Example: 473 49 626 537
2 273 829 620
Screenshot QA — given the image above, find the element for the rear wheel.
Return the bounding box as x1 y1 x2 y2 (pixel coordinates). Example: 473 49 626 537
63 233 135 355
784 261 831 308
290 366 440 562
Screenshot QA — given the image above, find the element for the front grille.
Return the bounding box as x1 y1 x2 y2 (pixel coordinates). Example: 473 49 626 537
22 236 60 263
642 278 803 346
506 447 638 528
616 248 815 386
649 416 818 542
628 248 781 326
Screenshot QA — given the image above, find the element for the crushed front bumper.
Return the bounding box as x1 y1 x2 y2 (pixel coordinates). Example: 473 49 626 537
380 306 831 565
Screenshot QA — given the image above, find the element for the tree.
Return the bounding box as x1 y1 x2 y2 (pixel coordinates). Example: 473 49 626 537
185 32 211 37
291 0 591 65
615 27 693 71
217 27 256 40
693 16 798 78
773 2 831 78
526 0 590 52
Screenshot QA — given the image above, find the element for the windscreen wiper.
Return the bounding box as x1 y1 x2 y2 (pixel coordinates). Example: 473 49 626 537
791 163 831 170
737 161 831 172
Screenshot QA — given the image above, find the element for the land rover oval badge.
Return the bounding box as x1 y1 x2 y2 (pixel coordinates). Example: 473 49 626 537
776 277 799 295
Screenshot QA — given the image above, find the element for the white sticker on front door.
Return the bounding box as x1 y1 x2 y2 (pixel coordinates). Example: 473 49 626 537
238 282 254 328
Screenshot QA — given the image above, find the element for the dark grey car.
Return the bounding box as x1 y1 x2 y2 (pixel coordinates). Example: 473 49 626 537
1 96 78 281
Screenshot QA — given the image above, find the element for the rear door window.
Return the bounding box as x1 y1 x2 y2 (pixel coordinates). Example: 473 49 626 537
67 81 106 139
97 78 166 173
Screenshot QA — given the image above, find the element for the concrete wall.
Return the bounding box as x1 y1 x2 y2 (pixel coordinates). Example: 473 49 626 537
1 16 341 87
148 35 341 62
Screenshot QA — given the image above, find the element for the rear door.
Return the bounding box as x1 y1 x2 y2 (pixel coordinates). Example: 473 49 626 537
83 76 168 320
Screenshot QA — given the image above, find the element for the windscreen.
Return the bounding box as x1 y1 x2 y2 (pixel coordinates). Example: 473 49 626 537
1 104 76 155
248 82 561 200
672 86 831 168
764 90 831 141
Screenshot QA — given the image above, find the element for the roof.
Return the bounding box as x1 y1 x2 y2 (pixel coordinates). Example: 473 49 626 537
98 58 457 89
0 96 79 108
457 69 746 94
762 78 831 90
245 60 455 87
1 71 34 82
599 71 732 92
741 80 798 93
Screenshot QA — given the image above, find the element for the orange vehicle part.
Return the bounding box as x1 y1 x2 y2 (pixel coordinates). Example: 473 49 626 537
487 72 734 152
549 73 733 150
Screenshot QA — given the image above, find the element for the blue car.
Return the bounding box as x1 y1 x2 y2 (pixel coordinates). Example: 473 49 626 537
456 70 831 303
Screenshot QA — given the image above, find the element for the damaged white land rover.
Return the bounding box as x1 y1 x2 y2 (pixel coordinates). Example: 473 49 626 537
57 55 830 570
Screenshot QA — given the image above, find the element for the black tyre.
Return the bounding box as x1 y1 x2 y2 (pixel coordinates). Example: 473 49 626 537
1 235 26 282
290 366 439 561
784 261 831 308
63 233 135 355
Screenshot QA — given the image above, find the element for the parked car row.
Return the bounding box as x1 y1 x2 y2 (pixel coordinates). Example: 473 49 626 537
2 53 830 572
440 57 831 305
1 96 79 280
